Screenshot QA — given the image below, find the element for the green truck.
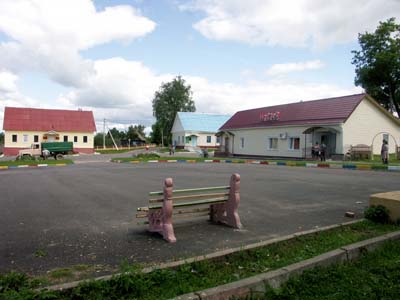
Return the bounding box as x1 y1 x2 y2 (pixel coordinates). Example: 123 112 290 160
18 142 73 160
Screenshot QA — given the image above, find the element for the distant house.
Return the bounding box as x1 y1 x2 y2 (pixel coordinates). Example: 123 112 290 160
171 112 231 148
218 93 400 159
2 107 96 156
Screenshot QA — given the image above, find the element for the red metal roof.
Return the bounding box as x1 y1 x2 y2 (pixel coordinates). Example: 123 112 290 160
220 93 366 130
3 107 96 132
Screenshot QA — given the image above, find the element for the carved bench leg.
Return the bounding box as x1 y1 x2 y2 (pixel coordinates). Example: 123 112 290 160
162 178 176 243
210 173 242 229
226 173 242 229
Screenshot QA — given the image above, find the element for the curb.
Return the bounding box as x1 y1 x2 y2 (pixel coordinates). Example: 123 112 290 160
112 159 400 172
174 230 400 300
42 220 362 292
0 163 70 171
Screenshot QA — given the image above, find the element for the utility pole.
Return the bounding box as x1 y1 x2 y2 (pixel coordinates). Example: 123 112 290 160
103 118 106 149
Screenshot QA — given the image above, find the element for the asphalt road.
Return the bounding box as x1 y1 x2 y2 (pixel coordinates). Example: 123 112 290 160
1 161 399 275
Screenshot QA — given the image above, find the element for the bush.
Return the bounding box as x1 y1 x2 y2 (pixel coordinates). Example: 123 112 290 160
364 205 390 224
135 152 160 159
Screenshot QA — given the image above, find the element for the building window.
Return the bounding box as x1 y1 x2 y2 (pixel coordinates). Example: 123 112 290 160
268 137 278 150
23 134 28 143
289 137 300 150
74 136 78 143
383 133 389 143
34 135 39 143
63 135 68 142
83 136 88 143
216 136 221 144
12 134 17 143
185 136 191 143
240 137 245 148
178 136 180 144
207 136 212 143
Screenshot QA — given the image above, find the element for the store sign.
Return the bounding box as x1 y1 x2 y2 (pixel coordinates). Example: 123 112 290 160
259 111 280 121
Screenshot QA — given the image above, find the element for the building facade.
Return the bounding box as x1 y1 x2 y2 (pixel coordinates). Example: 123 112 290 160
218 94 400 159
3 107 96 156
171 112 231 149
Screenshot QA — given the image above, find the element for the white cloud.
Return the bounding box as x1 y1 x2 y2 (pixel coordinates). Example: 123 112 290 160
0 69 39 128
0 58 361 132
60 57 172 121
55 57 360 131
181 0 400 48
188 77 361 115
0 0 156 87
266 60 325 76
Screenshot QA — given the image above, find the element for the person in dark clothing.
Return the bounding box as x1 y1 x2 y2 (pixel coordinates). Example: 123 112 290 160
320 142 327 161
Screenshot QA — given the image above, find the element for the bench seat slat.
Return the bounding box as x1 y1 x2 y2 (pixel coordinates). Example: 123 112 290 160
147 197 228 210
136 207 210 219
149 192 230 203
149 186 229 196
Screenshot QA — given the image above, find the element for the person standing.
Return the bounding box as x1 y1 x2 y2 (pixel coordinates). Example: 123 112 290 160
381 140 389 164
312 142 320 160
320 142 327 161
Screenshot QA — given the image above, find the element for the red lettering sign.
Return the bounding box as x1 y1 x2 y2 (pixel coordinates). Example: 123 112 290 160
259 111 280 121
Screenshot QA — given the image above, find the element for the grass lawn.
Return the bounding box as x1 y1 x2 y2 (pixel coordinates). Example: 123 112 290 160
0 221 398 300
264 239 400 299
0 159 73 166
96 147 147 154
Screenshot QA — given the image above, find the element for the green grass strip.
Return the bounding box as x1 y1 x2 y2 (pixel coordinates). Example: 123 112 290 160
96 147 146 154
0 221 399 300
0 159 73 166
264 239 400 299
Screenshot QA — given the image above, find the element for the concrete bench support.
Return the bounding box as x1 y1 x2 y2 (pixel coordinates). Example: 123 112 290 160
370 191 400 223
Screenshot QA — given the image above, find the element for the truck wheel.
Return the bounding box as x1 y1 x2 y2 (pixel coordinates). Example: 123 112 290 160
55 154 63 160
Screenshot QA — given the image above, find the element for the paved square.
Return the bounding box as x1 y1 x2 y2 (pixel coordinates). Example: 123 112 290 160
1 162 399 274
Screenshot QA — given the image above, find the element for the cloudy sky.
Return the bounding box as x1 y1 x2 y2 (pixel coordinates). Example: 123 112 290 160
1 0 399 133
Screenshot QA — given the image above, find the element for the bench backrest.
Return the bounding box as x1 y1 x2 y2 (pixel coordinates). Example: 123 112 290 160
147 186 230 210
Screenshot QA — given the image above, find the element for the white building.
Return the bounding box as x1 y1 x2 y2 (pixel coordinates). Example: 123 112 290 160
218 94 400 159
171 112 231 149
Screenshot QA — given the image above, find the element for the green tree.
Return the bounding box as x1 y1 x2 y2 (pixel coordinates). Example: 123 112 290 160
152 76 195 144
352 18 400 116
127 125 146 141
150 122 162 144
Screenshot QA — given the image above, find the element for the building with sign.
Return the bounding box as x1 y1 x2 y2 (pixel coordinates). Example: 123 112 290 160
2 107 96 156
217 93 400 159
171 112 231 149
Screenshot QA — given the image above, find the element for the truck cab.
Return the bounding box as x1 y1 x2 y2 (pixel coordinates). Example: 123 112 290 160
18 143 42 158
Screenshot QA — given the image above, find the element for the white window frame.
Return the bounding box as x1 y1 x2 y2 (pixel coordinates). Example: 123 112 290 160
288 137 300 151
267 137 278 150
206 136 212 143
23 134 29 143
240 137 245 149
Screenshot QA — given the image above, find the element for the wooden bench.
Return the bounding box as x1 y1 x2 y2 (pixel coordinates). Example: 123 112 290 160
136 173 242 243
349 144 372 160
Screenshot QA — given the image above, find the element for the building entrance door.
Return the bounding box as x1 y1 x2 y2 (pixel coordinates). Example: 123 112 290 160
191 136 197 147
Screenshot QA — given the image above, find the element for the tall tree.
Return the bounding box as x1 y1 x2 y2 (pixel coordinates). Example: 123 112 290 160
150 122 162 144
152 76 195 144
352 18 400 116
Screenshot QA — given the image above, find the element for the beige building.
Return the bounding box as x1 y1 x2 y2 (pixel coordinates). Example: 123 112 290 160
218 94 400 159
3 107 96 156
